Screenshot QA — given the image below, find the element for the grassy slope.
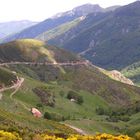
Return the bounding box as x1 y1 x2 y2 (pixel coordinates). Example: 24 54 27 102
1 39 140 135
0 73 76 135
0 67 17 86
36 18 81 42
122 61 140 85
0 67 121 134
0 39 79 63
0 39 53 62
2 63 140 135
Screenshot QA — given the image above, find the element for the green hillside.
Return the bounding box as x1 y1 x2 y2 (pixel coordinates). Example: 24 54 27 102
36 18 81 41
122 61 140 85
0 39 79 63
1 39 140 137
0 67 17 86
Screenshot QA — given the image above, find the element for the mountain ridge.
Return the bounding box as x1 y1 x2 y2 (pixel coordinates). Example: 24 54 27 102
48 1 140 70
1 3 120 43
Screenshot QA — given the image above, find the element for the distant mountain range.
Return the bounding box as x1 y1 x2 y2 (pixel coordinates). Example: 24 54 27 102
0 20 37 39
1 4 120 43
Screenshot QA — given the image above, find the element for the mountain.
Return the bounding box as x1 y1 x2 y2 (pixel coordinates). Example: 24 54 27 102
48 11 111 46
1 39 140 136
73 4 103 14
1 4 105 43
53 4 103 18
0 20 37 39
48 1 140 70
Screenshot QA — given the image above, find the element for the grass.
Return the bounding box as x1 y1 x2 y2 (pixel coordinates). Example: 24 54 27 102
0 77 76 134
0 67 17 86
1 64 140 135
36 18 81 41
1 38 140 135
65 119 120 134
0 39 59 63
122 61 140 85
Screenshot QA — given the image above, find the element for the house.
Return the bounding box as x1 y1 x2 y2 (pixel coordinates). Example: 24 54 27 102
31 108 42 118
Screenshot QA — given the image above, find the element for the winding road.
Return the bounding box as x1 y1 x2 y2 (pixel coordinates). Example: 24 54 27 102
9 78 24 100
0 76 30 111
0 60 92 133
0 60 90 67
0 77 24 93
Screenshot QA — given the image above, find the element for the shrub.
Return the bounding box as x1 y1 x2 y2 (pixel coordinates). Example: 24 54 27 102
77 96 84 105
67 91 84 105
40 133 133 140
0 130 22 140
44 112 51 120
96 107 105 115
36 103 43 108
44 112 65 121
67 91 77 100
135 132 140 140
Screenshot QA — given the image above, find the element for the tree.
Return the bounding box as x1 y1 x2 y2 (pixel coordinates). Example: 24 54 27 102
44 112 51 119
36 103 43 108
77 96 84 105
67 90 84 105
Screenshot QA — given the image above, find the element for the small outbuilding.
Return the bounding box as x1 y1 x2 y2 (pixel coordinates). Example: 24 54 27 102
31 108 42 118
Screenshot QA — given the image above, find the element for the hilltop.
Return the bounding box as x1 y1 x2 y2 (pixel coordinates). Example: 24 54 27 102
0 39 79 63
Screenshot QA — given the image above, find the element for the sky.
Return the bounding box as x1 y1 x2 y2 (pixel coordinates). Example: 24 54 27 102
0 0 136 22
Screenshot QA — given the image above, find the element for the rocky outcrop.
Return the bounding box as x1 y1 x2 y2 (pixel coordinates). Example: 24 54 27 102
97 67 134 85
109 70 134 85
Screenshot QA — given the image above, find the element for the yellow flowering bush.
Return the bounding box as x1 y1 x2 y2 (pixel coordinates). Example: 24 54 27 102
41 133 133 140
0 130 135 140
134 132 140 140
0 130 22 140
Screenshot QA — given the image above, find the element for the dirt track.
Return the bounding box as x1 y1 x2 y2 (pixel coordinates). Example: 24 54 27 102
65 124 87 135
0 61 90 66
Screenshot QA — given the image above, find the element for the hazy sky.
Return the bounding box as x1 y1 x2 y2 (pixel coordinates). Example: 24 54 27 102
0 0 136 22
